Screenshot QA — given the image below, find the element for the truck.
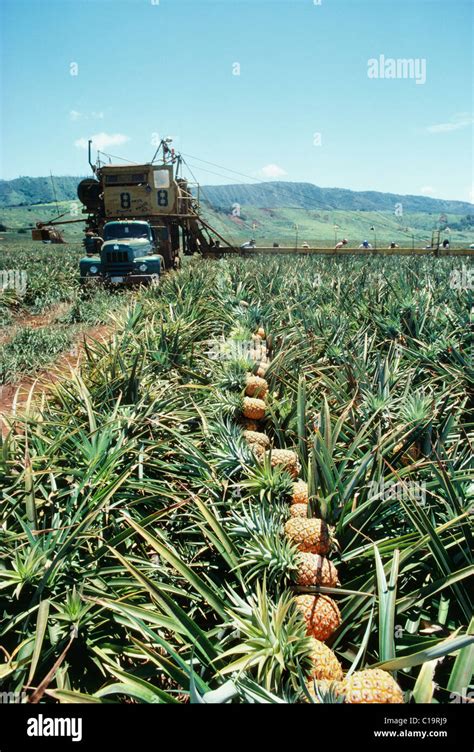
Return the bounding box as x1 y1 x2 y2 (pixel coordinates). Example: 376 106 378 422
32 138 236 266
79 219 163 286
75 139 231 270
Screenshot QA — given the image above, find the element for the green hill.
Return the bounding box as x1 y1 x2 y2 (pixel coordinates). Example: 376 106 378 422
199 182 473 215
1 175 472 216
0 176 86 208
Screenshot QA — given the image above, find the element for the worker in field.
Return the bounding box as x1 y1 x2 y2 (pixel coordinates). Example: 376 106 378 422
359 240 372 249
442 238 450 249
301 241 310 249
240 239 256 250
334 238 348 250
84 230 102 256
389 242 399 249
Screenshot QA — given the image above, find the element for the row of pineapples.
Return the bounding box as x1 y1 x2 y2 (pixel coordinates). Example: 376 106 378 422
232 325 403 704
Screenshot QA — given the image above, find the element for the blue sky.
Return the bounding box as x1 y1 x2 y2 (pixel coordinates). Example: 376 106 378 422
0 0 472 201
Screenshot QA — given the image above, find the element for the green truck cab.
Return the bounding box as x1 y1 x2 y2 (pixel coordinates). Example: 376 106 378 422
80 220 163 286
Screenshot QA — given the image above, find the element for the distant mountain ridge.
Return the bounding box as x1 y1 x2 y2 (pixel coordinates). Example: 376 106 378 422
0 175 472 215
200 182 473 215
0 176 87 209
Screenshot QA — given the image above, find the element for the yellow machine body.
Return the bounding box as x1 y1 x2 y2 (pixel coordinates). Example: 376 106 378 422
101 164 179 219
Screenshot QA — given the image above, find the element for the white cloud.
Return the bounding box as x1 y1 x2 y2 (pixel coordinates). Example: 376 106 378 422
420 186 435 196
426 112 473 133
75 132 130 151
258 163 287 179
70 110 82 121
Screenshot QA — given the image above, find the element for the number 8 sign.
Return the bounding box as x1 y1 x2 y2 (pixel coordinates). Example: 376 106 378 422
157 190 168 207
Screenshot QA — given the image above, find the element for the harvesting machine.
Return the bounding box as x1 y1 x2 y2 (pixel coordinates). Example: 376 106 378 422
76 138 233 272
32 139 473 266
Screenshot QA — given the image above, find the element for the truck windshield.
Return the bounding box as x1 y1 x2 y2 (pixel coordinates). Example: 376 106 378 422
103 224 150 241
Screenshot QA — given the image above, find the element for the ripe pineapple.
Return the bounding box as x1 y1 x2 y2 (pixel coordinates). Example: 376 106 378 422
266 449 300 478
256 363 269 378
292 479 308 505
290 503 308 518
284 517 332 555
342 669 403 704
256 326 266 339
295 594 341 641
308 638 343 682
242 430 270 449
245 374 268 399
296 552 339 587
243 397 266 420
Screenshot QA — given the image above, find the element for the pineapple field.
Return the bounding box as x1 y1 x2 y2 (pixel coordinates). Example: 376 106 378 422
0 238 135 386
0 253 473 705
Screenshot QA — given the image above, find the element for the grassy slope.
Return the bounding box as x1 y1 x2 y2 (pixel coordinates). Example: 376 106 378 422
202 205 474 247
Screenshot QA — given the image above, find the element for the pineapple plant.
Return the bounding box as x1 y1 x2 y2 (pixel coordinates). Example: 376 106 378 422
341 669 404 704
229 508 339 589
284 516 333 555
239 460 295 506
295 594 342 641
2 253 470 706
215 358 254 392
220 583 312 693
266 449 300 478
216 390 266 421
305 679 345 703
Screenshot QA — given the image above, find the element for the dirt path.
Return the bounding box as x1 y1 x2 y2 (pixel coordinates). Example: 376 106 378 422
0 323 114 436
0 302 72 346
